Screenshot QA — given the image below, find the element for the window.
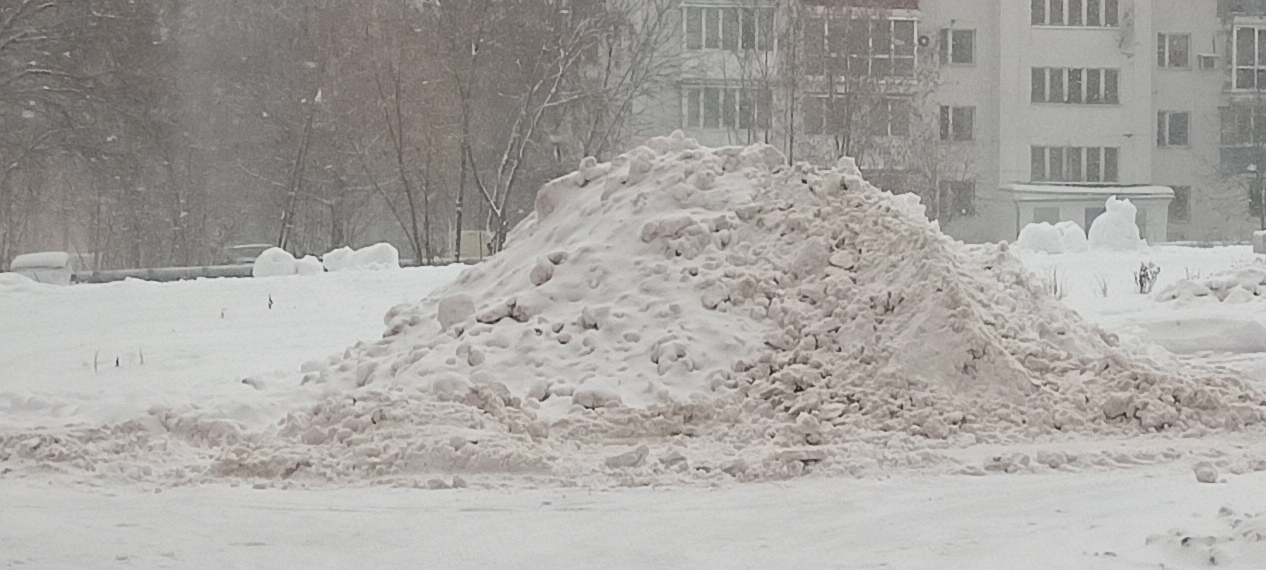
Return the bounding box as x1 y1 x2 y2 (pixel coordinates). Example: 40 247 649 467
805 16 917 78
1033 0 1118 26
805 96 908 137
1031 146 1120 182
684 87 770 130
1158 33 1191 68
1234 26 1266 89
1199 54 1218 69
1157 111 1190 147
939 29 975 65
684 6 774 52
1169 186 1191 222
940 106 975 141
938 181 976 220
885 98 910 137
1033 206 1061 224
1219 105 1266 170
1032 68 1119 104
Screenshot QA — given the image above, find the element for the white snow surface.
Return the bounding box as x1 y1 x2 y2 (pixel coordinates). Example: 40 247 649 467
1088 196 1144 250
1057 220 1090 253
321 246 355 272
250 247 297 278
349 242 400 270
4 135 1262 490
295 255 324 276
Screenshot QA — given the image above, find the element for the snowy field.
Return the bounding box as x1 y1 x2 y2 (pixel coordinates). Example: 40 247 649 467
3 139 1266 569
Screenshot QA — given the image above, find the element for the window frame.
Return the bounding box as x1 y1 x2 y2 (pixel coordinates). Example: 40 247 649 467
1157 111 1191 148
1233 25 1266 90
684 6 775 53
939 28 975 65
938 180 977 219
1031 146 1120 182
1032 0 1119 27
1032 67 1120 104
684 86 771 131
939 105 975 142
1157 33 1191 69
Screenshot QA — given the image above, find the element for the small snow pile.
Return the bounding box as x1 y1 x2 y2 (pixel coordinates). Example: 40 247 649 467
322 247 355 272
251 248 298 278
1158 265 1266 302
322 243 400 272
1056 221 1089 253
1017 221 1087 254
1017 223 1064 254
1088 197 1144 250
295 255 325 276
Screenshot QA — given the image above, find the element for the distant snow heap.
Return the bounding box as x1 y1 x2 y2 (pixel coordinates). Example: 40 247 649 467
1088 196 1144 250
6 133 1264 486
1017 221 1088 254
322 243 400 272
251 247 298 278
1158 263 1266 302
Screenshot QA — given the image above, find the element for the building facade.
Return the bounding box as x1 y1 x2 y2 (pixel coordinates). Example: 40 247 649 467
651 0 1266 243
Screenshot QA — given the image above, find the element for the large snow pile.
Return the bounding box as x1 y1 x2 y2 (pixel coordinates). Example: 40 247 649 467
1056 221 1090 253
1158 264 1266 303
251 247 298 278
1088 197 1144 250
4 133 1264 486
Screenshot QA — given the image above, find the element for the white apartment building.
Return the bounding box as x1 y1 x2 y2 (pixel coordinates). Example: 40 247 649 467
653 0 1266 243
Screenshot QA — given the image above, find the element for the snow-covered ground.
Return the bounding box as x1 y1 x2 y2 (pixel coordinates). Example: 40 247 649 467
1 249 1264 569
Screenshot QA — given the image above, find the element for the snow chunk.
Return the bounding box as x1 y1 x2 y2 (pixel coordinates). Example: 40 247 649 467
1017 223 1066 254
1088 197 1144 250
251 248 297 278
350 243 400 270
1055 221 1089 253
321 247 355 272
295 255 324 276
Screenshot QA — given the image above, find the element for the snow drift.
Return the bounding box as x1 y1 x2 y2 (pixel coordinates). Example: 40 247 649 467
1089 197 1144 250
4 133 1264 486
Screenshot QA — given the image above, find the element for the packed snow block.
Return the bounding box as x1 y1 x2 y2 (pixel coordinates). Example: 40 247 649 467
295 255 324 275
350 243 400 270
251 247 297 278
1254 230 1266 255
1088 196 1144 250
10 251 75 285
1017 222 1065 254
321 247 355 272
1055 221 1089 253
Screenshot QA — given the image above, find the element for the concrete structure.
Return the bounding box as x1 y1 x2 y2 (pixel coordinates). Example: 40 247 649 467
999 184 1174 244
653 0 1265 243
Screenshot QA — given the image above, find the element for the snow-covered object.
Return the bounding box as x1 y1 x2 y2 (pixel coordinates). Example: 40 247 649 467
1055 221 1089 253
349 243 400 270
251 248 297 278
295 255 325 276
11 252 70 270
1017 222 1065 254
1088 197 1144 250
322 247 355 272
0 272 39 293
1255 231 1266 255
1158 264 1266 302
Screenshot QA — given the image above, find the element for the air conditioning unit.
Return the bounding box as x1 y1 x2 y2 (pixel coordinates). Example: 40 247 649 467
1198 53 1218 70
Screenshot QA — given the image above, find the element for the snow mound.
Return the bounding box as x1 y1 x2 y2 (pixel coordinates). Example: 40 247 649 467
322 244 400 272
1088 197 1144 250
322 247 355 272
350 243 400 270
251 248 298 278
7 134 1265 486
1017 223 1065 254
1159 265 1266 302
1056 221 1089 253
295 255 325 276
